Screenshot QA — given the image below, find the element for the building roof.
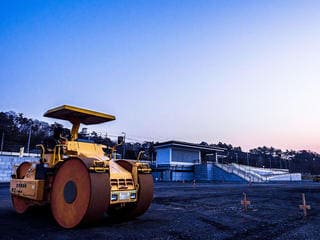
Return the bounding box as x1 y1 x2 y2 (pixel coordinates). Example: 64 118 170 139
154 140 225 152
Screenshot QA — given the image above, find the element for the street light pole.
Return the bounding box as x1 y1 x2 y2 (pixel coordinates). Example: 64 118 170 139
0 131 4 155
121 132 126 159
269 157 272 170
27 127 32 154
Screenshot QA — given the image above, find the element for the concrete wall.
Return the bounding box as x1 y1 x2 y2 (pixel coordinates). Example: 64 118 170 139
171 171 194 181
194 164 215 181
151 169 194 181
151 171 162 181
194 163 247 182
162 170 171 181
0 156 38 182
211 164 247 182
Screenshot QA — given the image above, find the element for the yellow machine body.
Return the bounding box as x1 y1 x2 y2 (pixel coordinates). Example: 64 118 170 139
10 179 45 201
10 105 153 228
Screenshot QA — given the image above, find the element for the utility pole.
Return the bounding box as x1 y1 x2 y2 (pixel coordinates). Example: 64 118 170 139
269 157 272 170
288 159 291 172
0 131 4 155
27 127 31 154
121 132 126 159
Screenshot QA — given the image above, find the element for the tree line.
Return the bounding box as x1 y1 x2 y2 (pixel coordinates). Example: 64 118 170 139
209 143 320 175
1 111 320 175
0 111 154 161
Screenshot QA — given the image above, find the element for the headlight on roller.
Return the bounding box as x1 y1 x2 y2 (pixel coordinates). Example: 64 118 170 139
111 194 118 201
130 192 136 199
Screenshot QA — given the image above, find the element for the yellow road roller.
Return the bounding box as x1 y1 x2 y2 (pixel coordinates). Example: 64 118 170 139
10 105 153 228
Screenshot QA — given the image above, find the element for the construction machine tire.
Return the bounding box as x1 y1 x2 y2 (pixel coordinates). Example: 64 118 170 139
50 158 110 228
108 173 153 220
11 162 32 214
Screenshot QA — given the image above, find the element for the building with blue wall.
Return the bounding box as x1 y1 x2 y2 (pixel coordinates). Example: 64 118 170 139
152 141 225 181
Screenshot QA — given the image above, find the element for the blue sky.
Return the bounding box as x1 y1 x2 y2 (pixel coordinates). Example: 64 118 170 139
1 0 320 151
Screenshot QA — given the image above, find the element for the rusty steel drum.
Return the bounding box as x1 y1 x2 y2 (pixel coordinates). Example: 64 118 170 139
127 173 153 218
108 173 153 220
11 162 32 214
50 158 110 228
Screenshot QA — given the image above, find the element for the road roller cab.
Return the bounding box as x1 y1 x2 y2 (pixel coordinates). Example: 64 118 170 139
10 105 153 228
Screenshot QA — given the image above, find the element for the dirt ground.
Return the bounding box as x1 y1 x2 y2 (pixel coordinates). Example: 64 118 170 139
1 182 320 240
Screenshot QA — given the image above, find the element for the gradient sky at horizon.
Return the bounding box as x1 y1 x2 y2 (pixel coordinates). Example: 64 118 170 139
1 0 320 152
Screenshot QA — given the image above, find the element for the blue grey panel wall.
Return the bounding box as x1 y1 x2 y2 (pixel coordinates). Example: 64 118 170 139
171 171 194 181
156 148 171 165
171 148 199 164
212 164 247 182
194 163 214 181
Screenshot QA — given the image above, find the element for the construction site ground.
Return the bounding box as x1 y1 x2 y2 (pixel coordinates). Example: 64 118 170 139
1 181 320 240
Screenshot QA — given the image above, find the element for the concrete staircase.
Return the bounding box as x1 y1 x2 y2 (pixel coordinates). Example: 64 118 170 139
215 163 265 182
214 163 301 182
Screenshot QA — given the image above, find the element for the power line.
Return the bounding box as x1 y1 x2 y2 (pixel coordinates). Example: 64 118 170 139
83 129 166 143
